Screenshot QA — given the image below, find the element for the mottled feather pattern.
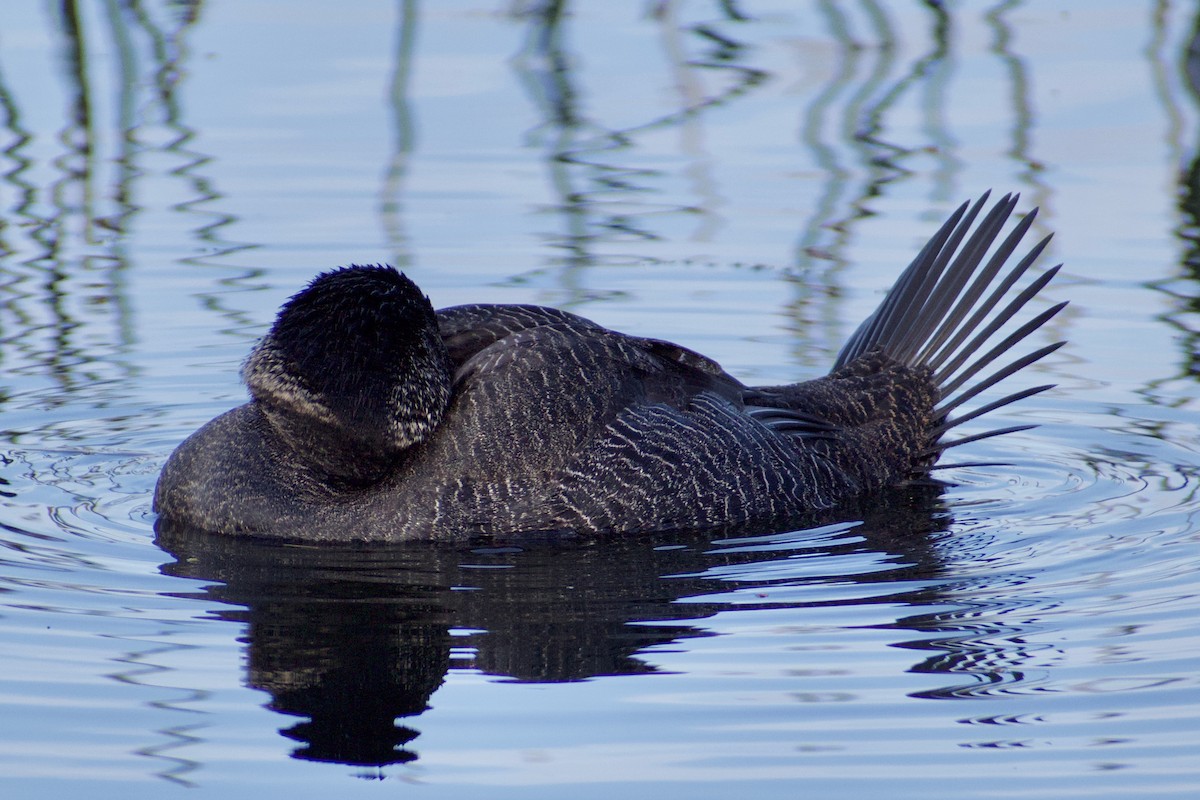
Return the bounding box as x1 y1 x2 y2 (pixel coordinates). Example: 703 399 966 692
154 194 1065 541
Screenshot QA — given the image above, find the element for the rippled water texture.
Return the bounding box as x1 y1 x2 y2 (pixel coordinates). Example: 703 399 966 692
2 2 1199 798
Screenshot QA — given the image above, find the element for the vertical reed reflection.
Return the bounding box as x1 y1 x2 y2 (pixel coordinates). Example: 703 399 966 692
985 1 1046 204
0 0 230 784
787 0 1051 365
0 60 35 261
124 0 256 290
53 1 95 249
797 0 1045 226
510 0 767 294
1163 3 1200 384
511 0 593 284
113 637 207 787
787 0 940 366
653 0 739 246
379 0 419 270
0 0 117 398
836 1 909 193
0 1 252 404
784 0 891 370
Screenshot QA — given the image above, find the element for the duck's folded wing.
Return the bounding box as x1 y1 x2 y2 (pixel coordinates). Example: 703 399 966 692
437 304 603 366
440 304 746 402
508 391 857 535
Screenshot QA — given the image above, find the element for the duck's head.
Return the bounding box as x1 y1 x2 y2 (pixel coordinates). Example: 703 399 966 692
242 265 451 485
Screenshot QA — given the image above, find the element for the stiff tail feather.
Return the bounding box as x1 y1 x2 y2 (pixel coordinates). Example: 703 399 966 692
835 191 1066 466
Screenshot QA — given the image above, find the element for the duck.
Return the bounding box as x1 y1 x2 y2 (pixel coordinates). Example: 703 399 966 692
153 192 1065 541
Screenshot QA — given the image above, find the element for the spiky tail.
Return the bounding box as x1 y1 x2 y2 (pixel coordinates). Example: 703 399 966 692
834 191 1066 468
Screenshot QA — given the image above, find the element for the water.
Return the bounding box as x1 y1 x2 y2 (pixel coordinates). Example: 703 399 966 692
2 1 1199 797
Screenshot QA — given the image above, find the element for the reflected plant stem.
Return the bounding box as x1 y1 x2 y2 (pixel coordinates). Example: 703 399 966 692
655 0 723 243
104 0 140 232
379 0 418 271
514 1 769 291
786 0 911 365
983 1 1069 355
0 59 46 376
717 0 751 22
920 2 961 203
513 0 597 292
785 0 865 368
1149 1 1200 387
127 0 263 336
40 0 94 395
101 0 140 358
1148 0 1187 171
0 63 34 261
796 0 858 266
984 0 1049 210
111 636 209 788
53 0 95 249
129 0 245 260
844 0 908 192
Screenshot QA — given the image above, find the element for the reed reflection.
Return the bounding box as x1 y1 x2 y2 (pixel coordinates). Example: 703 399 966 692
379 0 418 269
510 0 766 282
1167 6 1200 383
783 1 1047 366
0 0 244 402
153 486 1063 770
501 3 1051 360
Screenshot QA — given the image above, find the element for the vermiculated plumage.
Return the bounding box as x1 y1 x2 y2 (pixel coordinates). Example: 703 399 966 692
153 192 1066 541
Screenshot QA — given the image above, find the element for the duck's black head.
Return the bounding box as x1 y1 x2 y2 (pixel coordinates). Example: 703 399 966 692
243 265 452 485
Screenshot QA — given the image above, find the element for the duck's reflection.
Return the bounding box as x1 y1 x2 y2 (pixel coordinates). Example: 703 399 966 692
156 488 952 767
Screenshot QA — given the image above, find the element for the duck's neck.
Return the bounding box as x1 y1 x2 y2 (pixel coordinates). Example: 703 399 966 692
242 327 452 487
257 401 405 487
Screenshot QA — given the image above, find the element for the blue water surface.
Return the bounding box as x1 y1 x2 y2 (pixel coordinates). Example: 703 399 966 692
1 1 1199 798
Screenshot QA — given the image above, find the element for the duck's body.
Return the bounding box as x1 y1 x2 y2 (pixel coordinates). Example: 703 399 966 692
154 193 1065 541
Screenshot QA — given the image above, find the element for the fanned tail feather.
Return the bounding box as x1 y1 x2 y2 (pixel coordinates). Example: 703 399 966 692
835 191 1065 469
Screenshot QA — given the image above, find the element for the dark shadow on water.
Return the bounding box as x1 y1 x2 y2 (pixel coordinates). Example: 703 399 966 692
152 483 1056 770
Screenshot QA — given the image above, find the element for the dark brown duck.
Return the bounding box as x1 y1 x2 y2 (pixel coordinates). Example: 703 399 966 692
153 193 1066 541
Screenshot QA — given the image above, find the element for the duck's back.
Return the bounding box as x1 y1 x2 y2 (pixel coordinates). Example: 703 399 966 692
373 303 929 536
385 303 776 534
